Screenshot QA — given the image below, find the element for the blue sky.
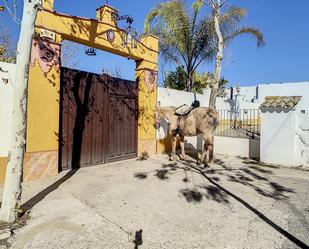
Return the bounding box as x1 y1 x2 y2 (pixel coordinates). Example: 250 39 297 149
1 0 309 86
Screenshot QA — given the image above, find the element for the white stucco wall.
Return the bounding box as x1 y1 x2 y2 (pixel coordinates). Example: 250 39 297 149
215 136 250 158
0 62 16 157
202 88 259 110
158 87 207 107
296 113 309 166
159 87 259 112
226 86 259 104
260 110 298 166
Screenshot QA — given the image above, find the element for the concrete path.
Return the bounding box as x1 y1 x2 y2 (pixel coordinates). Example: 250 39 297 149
2 155 309 249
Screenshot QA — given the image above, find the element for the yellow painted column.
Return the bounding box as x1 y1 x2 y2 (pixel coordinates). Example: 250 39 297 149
25 32 62 181
136 35 159 156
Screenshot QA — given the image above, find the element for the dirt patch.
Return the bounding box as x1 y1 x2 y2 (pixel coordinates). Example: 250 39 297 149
0 213 31 248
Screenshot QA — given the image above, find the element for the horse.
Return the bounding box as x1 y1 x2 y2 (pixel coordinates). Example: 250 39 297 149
154 106 219 166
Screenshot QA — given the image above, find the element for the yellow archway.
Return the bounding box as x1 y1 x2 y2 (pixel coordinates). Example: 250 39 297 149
23 0 159 181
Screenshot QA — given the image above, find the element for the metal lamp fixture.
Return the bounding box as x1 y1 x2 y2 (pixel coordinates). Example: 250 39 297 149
112 11 138 49
121 31 137 49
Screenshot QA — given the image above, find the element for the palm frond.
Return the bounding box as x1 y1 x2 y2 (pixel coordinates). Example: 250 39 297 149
144 0 208 66
224 27 265 47
220 6 246 24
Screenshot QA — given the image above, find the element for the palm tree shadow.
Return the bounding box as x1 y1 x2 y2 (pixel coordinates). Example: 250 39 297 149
180 160 309 249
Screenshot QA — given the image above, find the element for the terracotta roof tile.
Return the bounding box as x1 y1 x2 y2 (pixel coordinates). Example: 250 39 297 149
259 96 302 109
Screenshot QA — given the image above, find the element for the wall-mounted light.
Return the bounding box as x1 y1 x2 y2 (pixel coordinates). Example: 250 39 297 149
113 11 138 49
121 32 137 49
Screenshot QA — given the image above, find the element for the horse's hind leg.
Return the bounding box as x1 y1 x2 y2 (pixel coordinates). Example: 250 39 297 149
179 135 186 160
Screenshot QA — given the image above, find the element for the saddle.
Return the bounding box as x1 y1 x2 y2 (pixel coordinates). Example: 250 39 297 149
174 101 200 134
174 100 200 116
175 104 192 116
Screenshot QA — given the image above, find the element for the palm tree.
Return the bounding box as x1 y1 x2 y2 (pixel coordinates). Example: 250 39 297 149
202 0 265 108
144 0 215 92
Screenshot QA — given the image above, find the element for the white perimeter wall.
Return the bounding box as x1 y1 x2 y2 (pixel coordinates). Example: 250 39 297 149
261 110 309 167
215 136 260 159
0 62 16 157
260 111 297 166
296 113 309 166
257 82 309 167
158 87 258 111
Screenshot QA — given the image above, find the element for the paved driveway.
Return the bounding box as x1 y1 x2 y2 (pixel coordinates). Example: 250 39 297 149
3 155 309 249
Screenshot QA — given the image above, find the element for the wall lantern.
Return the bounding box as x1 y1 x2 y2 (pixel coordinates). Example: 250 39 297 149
112 11 138 49
121 32 137 49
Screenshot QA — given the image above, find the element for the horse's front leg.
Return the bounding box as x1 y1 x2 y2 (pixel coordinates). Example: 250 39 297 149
170 134 179 161
179 135 186 160
207 138 214 164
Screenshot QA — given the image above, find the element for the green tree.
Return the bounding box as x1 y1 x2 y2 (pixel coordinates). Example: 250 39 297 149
145 0 215 92
164 66 228 95
163 66 187 90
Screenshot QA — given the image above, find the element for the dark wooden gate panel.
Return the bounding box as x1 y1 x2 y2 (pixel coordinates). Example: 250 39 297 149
106 97 137 162
106 76 138 162
60 68 137 170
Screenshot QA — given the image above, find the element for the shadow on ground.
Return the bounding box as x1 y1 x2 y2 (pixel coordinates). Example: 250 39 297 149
133 156 308 249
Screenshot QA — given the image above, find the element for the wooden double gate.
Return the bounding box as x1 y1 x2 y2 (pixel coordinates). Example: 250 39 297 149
59 68 138 170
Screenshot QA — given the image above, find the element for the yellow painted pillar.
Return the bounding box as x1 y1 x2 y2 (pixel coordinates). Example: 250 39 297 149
24 31 62 181
136 35 159 157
